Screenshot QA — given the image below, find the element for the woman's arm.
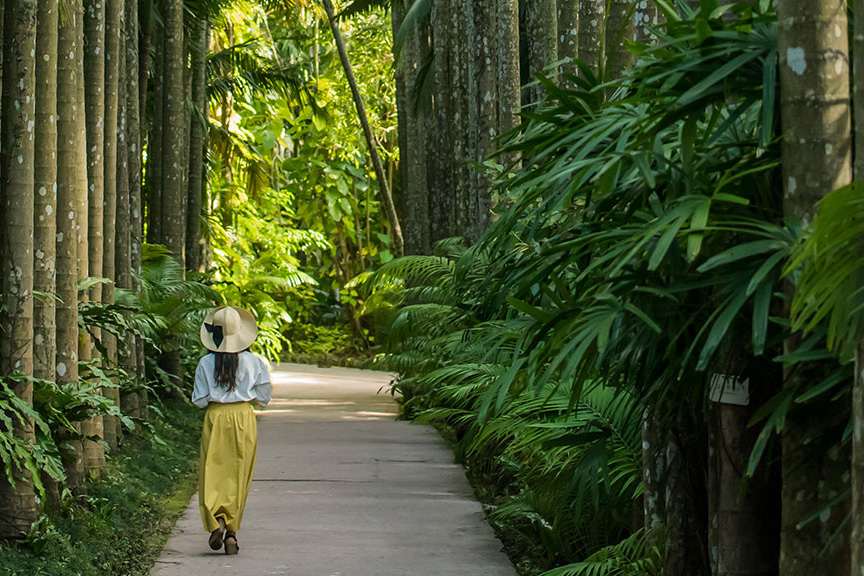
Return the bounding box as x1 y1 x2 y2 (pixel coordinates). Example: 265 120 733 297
252 357 272 408
190 360 211 408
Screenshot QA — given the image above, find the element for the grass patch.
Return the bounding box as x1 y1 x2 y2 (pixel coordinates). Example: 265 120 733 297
0 400 202 576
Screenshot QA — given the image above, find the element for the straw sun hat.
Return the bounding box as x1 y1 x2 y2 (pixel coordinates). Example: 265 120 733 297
200 306 259 353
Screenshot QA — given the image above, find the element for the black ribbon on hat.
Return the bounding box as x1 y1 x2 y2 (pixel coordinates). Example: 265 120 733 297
205 323 224 349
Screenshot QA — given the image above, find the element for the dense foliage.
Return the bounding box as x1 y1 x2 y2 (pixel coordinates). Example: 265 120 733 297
363 3 853 573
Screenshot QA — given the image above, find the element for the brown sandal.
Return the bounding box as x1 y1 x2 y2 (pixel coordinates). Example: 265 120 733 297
224 531 239 555
208 517 226 550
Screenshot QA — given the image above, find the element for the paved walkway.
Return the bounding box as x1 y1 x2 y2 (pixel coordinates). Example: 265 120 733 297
151 363 517 576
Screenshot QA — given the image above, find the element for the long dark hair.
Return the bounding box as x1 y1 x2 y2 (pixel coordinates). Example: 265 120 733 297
214 352 239 392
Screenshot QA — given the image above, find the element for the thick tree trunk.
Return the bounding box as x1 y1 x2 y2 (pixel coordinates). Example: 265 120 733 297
778 0 853 574
525 0 556 102
161 0 184 268
77 2 105 475
102 0 122 450
578 0 606 78
57 0 84 491
558 0 578 88
322 0 404 257
429 0 453 243
34 0 58 386
0 0 39 537
605 0 634 80
186 16 207 273
84 0 104 330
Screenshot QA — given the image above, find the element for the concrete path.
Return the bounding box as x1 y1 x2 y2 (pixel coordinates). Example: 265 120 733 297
151 363 518 576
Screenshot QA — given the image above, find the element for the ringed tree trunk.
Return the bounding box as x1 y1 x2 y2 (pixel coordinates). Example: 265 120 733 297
34 0 60 508
777 0 853 574
429 0 453 243
578 0 606 78
496 0 520 169
186 16 208 274
524 0 557 103
115 0 136 418
78 0 105 475
161 0 185 268
557 0 578 88
34 0 58 387
605 0 634 81
851 0 864 572
102 0 123 450
321 0 404 257
396 0 430 254
473 0 495 237
0 0 40 537
146 19 163 244
160 0 186 388
57 0 85 491
125 0 145 417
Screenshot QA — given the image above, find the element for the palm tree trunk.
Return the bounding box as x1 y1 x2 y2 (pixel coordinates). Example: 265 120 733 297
474 0 495 237
57 0 85 491
778 0 853 573
396 0 430 254
78 1 105 475
634 0 661 44
34 0 58 386
605 0 634 80
161 0 184 269
321 0 404 257
428 0 452 243
525 0 556 102
146 19 163 243
497 0 520 168
102 0 122 450
0 0 39 536
186 16 207 273
850 1 864 573
557 0 578 88
578 0 606 78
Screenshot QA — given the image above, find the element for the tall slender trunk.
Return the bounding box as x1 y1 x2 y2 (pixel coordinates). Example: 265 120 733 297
633 0 661 45
429 0 453 243
578 0 606 78
146 19 163 243
0 0 39 537
186 16 207 273
525 0 556 102
161 0 185 269
77 2 104 475
34 0 59 386
102 0 122 450
451 0 473 238
497 0 520 168
57 0 84 491
853 0 864 569
397 1 430 254
125 0 144 417
778 1 853 574
322 0 404 257
605 0 634 80
115 0 135 419
473 0 495 237
557 0 578 88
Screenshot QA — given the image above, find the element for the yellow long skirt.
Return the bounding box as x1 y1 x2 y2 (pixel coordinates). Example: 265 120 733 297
199 402 258 533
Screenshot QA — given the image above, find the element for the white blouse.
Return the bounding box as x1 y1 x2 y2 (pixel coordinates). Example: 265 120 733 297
191 352 272 409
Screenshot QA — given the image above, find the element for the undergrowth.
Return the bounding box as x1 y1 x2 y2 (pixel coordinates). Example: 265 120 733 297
0 400 202 576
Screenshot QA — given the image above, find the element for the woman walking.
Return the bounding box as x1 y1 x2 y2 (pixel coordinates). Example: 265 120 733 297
192 306 272 555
